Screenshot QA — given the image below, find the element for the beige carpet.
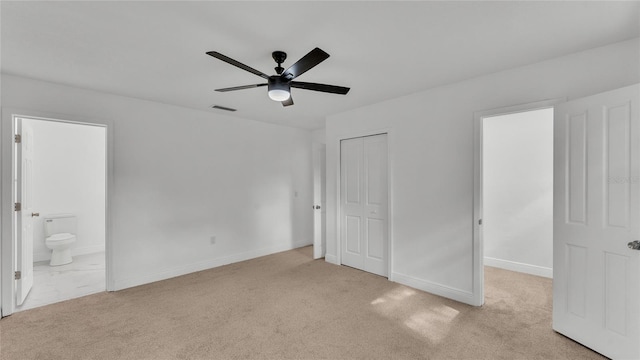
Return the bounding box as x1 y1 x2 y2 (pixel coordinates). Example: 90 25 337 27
0 246 604 360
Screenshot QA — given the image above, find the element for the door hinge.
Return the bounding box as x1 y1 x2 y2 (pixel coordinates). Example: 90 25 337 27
479 219 483 225
14 271 21 280
14 134 21 143
14 202 21 212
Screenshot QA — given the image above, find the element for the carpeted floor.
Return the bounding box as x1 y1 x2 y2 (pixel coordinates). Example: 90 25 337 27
0 246 604 360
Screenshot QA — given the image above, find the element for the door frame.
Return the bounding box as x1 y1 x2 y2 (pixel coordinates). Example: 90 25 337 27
312 142 326 259
1 109 115 317
472 98 563 306
335 128 393 279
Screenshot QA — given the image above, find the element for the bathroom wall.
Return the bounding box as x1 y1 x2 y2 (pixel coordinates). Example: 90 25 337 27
482 108 554 278
25 118 106 262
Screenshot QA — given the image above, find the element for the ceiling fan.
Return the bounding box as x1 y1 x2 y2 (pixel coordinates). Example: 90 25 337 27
206 47 350 107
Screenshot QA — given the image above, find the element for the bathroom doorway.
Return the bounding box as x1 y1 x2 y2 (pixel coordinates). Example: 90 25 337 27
13 116 107 312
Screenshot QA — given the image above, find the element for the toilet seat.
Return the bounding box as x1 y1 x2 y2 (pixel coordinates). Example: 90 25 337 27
46 233 75 242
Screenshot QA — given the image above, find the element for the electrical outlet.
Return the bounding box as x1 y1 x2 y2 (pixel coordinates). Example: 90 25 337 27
210 236 216 245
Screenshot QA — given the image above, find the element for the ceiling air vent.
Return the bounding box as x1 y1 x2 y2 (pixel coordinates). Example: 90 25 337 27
211 105 237 112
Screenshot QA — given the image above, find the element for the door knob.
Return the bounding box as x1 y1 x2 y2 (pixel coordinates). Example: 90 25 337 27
315 205 321 209
628 240 640 250
31 212 39 217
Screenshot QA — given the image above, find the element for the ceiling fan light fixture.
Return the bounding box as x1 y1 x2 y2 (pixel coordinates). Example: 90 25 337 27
267 77 290 101
268 89 290 102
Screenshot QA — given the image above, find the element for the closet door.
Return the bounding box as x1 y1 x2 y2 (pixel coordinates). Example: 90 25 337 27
340 134 388 277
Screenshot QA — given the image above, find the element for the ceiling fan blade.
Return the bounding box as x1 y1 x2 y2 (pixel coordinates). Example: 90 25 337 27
215 83 267 92
281 48 330 80
290 81 350 95
282 96 294 107
206 51 270 79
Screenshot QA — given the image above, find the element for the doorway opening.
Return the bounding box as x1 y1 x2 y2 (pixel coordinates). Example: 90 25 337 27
473 100 559 306
482 108 554 278
13 116 107 312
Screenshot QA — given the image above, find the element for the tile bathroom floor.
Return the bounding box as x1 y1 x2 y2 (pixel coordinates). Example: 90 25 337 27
16 252 105 312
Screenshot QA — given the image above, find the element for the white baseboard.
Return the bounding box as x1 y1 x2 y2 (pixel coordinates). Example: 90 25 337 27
320 256 478 306
484 256 552 278
34 244 105 262
324 254 338 265
34 251 51 263
298 239 313 247
73 244 105 257
113 239 311 291
391 272 476 306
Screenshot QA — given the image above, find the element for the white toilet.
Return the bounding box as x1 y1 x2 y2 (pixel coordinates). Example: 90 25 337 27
44 214 77 266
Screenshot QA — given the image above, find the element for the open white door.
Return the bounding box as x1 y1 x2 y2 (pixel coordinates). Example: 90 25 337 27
553 84 639 359
15 118 36 306
313 143 326 259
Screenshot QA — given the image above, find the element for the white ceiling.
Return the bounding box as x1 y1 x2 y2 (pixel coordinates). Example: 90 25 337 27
2 1 638 130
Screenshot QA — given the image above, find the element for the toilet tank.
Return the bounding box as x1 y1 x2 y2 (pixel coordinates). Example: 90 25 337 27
44 214 77 237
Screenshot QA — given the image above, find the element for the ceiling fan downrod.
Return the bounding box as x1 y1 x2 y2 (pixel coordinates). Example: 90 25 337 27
272 51 287 75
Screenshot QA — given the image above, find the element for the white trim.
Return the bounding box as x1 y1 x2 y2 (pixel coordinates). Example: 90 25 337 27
335 128 393 278
312 142 326 260
324 254 338 265
472 98 564 307
113 239 311 291
392 272 475 305
72 245 106 258
1 109 114 317
484 257 553 278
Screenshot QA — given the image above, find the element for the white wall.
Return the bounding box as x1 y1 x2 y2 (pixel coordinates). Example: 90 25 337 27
312 128 326 145
325 38 639 305
2 74 313 293
25 118 106 262
482 109 553 278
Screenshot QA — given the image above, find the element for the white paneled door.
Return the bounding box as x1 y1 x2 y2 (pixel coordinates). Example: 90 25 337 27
340 134 388 277
553 84 639 359
16 118 35 306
